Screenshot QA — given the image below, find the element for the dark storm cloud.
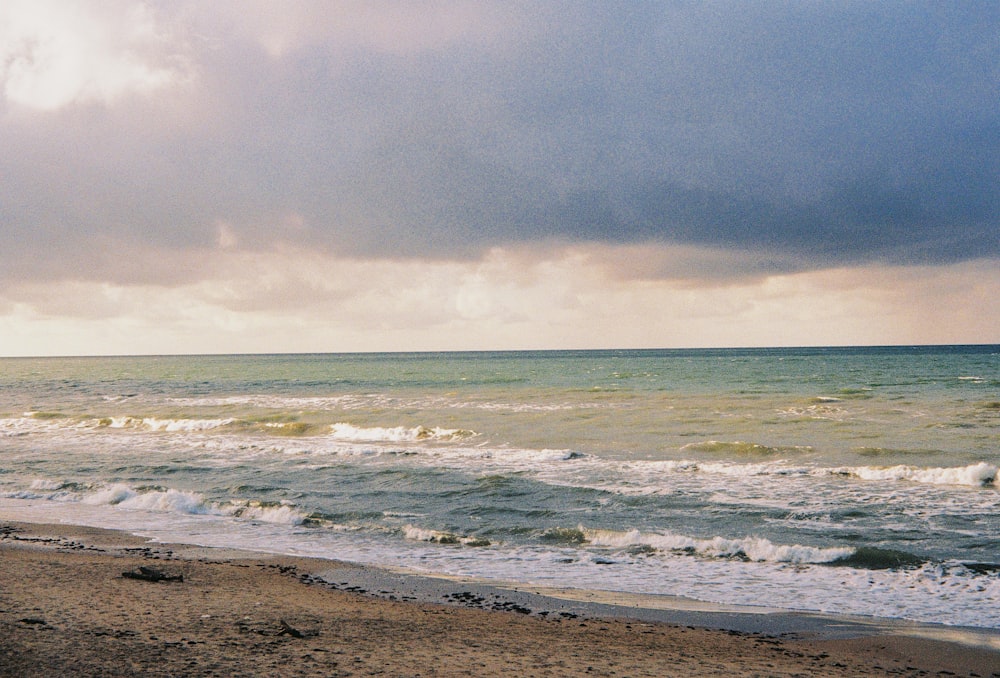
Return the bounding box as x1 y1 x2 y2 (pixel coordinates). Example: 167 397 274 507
2 1 997 285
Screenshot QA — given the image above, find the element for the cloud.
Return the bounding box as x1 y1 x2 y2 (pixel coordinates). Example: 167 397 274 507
0 0 192 111
0 2 996 353
1 244 996 355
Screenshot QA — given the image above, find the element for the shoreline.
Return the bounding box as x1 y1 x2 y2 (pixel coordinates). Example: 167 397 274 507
298 556 1000 646
2 520 998 677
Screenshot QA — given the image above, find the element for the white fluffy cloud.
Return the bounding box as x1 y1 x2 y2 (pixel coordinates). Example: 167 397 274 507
0 0 191 111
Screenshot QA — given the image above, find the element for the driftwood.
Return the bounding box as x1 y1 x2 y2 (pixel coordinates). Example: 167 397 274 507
278 619 305 638
122 566 183 583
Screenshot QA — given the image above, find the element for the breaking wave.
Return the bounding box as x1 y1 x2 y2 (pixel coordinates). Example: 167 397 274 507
580 526 855 564
1 413 477 443
827 461 997 487
619 459 998 489
168 394 594 413
227 500 311 525
403 525 491 547
12 482 312 526
100 417 237 432
328 423 475 443
2 414 238 434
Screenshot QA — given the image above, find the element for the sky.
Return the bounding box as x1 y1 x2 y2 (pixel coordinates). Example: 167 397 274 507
1 0 997 355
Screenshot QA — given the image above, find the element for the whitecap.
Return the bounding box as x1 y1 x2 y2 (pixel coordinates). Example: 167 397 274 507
581 526 855 564
834 462 997 487
81 484 138 505
81 484 217 515
328 422 474 443
228 501 309 526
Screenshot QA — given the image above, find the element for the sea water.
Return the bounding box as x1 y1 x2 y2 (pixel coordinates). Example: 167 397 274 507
1 347 997 628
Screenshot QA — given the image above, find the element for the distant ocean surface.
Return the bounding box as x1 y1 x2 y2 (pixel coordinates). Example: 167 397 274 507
1 347 997 628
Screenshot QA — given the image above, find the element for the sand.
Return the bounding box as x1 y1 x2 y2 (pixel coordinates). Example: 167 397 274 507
1 521 998 677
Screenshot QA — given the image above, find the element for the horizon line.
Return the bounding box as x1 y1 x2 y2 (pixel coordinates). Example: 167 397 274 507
2 342 997 360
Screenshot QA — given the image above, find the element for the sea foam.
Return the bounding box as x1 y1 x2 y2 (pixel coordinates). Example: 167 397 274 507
72 483 315 526
832 462 997 487
403 524 490 546
82 484 215 515
581 526 855 564
228 501 310 525
599 458 998 491
329 422 474 442
101 417 235 432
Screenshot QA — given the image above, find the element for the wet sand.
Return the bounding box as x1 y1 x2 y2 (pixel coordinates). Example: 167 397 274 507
1 521 998 677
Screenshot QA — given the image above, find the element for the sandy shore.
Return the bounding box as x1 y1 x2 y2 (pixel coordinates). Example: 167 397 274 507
1 521 998 677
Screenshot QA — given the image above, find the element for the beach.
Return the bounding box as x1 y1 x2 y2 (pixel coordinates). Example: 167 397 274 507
2 521 998 677
2 350 998 631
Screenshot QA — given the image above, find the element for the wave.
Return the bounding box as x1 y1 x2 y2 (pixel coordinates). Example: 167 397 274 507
852 446 940 458
833 547 927 570
169 395 364 409
0 415 81 436
82 484 214 513
473 448 585 463
828 461 997 487
29 479 69 491
227 500 311 525
2 413 477 444
680 441 814 456
539 526 588 544
328 423 475 443
315 444 584 464
192 430 994 492
13 481 312 526
260 421 317 436
580 526 855 564
100 417 237 432
777 404 851 420
832 388 874 399
616 458 998 489
402 525 491 547
2 414 239 434
168 394 595 413
0 479 96 503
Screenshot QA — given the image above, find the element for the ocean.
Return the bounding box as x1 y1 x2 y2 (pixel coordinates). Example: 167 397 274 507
1 346 997 628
